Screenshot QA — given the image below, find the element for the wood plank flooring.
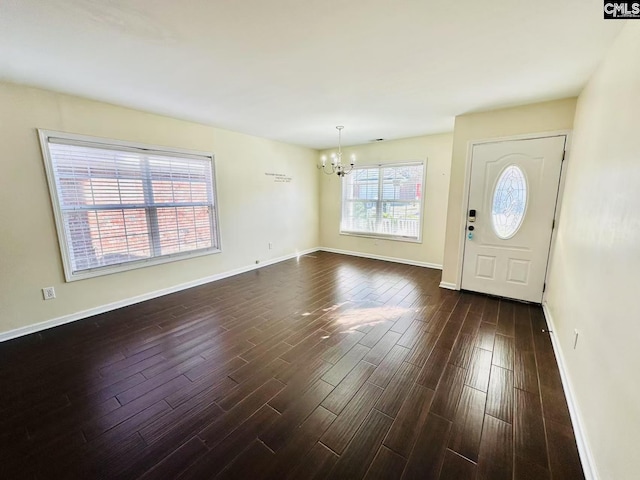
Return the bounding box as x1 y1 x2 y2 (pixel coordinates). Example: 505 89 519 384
0 252 584 479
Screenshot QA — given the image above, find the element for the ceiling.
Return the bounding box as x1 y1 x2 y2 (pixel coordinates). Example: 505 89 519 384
0 0 624 149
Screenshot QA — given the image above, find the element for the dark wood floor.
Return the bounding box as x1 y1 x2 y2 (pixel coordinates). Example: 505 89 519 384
0 252 584 479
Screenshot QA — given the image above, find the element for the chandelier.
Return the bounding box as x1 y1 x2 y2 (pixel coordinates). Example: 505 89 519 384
318 126 356 177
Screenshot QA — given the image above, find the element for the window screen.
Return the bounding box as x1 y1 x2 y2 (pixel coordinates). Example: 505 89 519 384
39 131 220 280
341 162 424 241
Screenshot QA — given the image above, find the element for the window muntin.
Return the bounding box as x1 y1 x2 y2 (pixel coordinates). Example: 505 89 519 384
39 131 220 281
491 164 527 239
341 162 424 242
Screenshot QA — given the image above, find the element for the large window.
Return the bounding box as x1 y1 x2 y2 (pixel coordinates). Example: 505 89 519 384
39 130 221 281
341 162 425 242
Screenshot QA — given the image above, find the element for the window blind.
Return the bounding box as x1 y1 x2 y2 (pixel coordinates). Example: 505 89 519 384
41 132 220 280
341 163 424 241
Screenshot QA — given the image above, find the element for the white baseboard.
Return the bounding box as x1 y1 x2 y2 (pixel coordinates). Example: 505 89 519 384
319 247 443 270
542 302 597 480
1 247 440 343
0 247 321 343
439 281 458 290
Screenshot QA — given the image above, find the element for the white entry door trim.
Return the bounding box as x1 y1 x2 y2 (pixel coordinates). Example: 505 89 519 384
451 130 572 301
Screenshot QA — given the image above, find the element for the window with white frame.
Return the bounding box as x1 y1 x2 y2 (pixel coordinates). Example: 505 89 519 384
340 162 425 241
39 130 221 281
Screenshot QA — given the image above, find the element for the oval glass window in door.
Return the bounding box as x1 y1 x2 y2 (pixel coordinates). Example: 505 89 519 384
492 165 527 239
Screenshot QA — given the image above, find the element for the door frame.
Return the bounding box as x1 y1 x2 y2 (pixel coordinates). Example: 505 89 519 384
452 130 572 303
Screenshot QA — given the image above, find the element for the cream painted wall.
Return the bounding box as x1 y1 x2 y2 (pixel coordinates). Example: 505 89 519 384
0 82 319 335
319 133 453 268
545 23 640 480
440 98 577 286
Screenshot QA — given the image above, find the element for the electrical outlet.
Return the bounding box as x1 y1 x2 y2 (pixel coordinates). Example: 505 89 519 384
42 287 56 300
268 242 273 250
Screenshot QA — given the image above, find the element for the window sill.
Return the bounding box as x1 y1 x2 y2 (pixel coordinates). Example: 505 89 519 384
64 247 222 282
339 231 422 244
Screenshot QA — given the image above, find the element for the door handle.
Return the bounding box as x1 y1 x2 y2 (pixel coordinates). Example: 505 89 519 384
468 209 476 222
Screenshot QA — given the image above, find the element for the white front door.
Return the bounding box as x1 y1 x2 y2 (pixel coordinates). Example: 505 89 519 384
461 136 565 303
